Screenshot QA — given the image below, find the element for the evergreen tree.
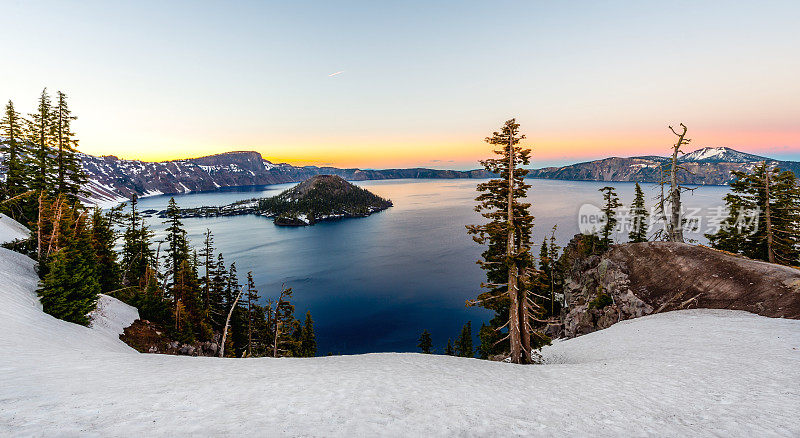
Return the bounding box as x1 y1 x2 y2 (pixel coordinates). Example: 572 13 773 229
628 182 649 243
0 100 29 205
706 163 800 265
298 311 317 357
466 119 546 364
444 338 455 356
476 323 500 359
199 229 215 311
37 214 100 325
598 186 621 247
417 330 433 354
90 207 121 294
538 227 562 318
208 253 228 331
53 91 85 200
163 197 190 289
121 195 154 287
455 321 473 358
27 88 55 193
225 262 249 356
269 286 299 357
245 271 260 356
172 258 202 341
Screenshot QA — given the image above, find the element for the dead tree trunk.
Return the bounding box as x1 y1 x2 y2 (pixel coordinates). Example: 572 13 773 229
36 191 44 260
764 162 775 263
667 124 690 243
219 288 243 358
506 134 526 364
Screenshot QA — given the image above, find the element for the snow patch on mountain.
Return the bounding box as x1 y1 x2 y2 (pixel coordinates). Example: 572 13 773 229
680 147 768 163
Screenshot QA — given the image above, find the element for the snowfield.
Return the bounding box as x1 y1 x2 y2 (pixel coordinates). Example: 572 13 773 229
0 219 798 436
0 213 29 243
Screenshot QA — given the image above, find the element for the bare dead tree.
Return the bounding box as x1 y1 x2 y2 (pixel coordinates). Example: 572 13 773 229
653 124 696 242
666 123 692 242
763 161 775 263
219 285 243 358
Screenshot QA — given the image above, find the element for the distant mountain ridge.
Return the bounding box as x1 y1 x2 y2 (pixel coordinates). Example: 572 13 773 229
1 145 795 205
77 151 491 206
528 147 799 185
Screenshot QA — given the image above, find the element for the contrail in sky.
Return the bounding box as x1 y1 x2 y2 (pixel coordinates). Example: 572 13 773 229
328 71 345 77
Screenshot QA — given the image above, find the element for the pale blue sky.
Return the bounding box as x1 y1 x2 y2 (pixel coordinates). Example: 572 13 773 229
1 0 798 168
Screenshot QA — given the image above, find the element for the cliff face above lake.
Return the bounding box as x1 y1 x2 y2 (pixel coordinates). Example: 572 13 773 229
556 236 800 338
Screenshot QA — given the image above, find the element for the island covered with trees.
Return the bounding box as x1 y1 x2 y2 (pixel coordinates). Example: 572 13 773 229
168 174 393 226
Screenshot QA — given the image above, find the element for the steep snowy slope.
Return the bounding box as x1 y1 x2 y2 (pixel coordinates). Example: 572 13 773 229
0 213 29 243
0 214 798 436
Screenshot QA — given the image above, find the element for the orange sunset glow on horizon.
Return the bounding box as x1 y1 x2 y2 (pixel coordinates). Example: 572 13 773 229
2 1 798 169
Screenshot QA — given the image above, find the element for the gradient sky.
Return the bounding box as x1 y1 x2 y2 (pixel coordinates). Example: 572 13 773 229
1 0 799 169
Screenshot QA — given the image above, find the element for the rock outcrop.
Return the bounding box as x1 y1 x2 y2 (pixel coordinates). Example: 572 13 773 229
559 235 800 338
120 319 220 357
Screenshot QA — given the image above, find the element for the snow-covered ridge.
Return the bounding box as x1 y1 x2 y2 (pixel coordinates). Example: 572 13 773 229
679 146 769 163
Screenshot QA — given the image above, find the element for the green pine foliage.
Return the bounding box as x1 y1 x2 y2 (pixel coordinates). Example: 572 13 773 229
444 338 455 356
120 196 156 290
27 88 56 194
37 215 100 325
90 208 121 294
467 119 551 363
53 92 86 201
476 323 499 359
455 321 473 358
538 226 563 319
417 330 433 354
298 311 317 357
706 163 800 265
598 186 622 247
628 182 649 243
0 100 30 208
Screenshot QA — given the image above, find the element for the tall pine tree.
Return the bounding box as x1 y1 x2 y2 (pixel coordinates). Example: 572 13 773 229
53 91 85 201
598 186 621 247
417 330 433 354
298 311 317 357
706 163 800 265
628 182 649 243
1 100 29 206
28 88 55 194
38 213 100 325
466 119 545 364
455 321 473 358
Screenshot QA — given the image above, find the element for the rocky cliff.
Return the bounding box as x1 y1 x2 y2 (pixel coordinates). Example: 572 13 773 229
558 235 800 338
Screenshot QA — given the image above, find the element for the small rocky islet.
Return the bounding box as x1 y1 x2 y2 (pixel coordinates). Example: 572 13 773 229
164 175 392 226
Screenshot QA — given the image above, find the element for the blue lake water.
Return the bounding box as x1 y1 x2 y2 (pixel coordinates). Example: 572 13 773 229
134 179 729 354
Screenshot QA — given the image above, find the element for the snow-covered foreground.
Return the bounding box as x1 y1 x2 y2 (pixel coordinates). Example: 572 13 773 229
1 241 799 436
